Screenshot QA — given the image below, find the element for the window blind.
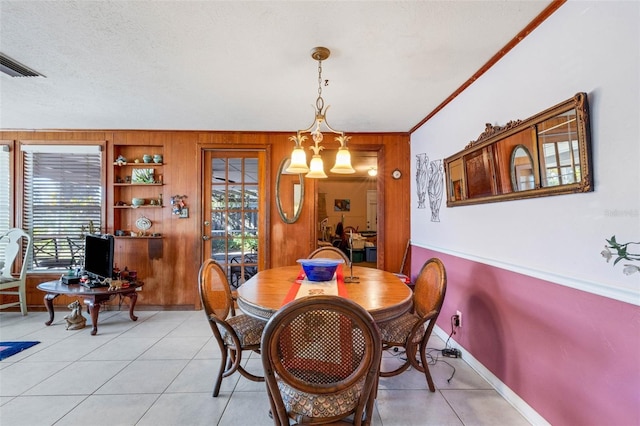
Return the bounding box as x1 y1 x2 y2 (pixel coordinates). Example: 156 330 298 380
22 146 103 271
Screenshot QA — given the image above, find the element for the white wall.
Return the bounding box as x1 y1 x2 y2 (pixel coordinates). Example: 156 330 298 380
410 1 639 304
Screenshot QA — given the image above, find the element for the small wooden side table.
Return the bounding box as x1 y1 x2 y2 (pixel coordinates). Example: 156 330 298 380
37 280 143 335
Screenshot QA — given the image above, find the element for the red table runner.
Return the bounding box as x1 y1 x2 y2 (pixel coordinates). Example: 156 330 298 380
282 264 348 306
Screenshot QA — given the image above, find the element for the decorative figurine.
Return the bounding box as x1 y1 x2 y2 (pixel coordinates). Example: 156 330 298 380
64 300 87 330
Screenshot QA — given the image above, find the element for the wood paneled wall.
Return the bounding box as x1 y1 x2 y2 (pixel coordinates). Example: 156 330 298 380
1 130 410 310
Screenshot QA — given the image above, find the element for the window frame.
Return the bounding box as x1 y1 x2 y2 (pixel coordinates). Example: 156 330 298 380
0 141 12 263
18 141 107 272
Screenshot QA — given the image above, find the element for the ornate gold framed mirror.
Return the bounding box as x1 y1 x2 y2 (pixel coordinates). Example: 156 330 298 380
444 92 593 206
276 157 304 223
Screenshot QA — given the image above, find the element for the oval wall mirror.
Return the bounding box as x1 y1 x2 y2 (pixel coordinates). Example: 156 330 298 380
510 145 535 191
276 157 304 224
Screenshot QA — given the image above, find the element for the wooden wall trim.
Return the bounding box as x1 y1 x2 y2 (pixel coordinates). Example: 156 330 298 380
409 0 567 133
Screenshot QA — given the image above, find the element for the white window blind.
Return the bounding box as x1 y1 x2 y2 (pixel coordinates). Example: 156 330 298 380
22 145 103 271
0 145 10 262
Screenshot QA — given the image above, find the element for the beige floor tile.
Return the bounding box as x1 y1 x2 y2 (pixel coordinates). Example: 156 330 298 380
441 389 530 426
376 389 464 426
137 392 228 425
95 359 188 394
217 390 272 425
0 395 86 425
138 336 209 360
165 358 239 394
54 393 159 426
0 361 71 396
81 336 159 360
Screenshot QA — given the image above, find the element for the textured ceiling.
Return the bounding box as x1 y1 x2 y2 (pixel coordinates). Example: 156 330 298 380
0 1 553 133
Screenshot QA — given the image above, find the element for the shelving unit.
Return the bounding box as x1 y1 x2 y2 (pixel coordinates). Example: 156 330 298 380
111 146 165 239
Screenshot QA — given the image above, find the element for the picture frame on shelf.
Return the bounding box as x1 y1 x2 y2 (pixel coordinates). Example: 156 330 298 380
132 168 155 183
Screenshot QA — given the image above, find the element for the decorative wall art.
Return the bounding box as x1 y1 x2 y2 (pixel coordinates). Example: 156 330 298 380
415 153 444 222
601 235 640 275
427 160 444 222
131 168 154 183
416 153 428 209
334 199 350 212
171 195 188 217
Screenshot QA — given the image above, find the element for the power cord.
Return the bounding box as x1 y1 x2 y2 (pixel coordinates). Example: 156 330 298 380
442 314 462 359
385 345 457 383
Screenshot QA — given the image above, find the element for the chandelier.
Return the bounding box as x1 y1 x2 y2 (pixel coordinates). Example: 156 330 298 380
286 47 355 178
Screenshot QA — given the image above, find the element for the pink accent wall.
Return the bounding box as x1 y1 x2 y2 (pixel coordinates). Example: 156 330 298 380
412 246 640 426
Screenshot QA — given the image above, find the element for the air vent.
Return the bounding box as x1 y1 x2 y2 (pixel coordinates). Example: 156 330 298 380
0 52 44 78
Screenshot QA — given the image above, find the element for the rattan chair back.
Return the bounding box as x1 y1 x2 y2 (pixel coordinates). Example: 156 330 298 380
198 258 265 397
378 257 447 392
261 295 381 425
308 246 350 265
413 257 447 318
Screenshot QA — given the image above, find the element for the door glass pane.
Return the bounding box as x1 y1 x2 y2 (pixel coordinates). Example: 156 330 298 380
244 158 258 183
206 154 260 289
244 185 258 209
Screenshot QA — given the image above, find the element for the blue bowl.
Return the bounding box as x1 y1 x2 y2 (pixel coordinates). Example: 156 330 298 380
297 258 344 282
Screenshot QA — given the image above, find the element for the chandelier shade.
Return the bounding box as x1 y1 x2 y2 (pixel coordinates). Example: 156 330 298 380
286 140 310 174
288 47 355 179
307 154 328 178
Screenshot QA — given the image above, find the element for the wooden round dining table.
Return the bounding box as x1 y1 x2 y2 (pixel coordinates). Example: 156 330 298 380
236 265 413 322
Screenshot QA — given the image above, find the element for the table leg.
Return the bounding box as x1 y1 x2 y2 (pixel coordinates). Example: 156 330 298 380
123 291 139 321
43 293 59 326
86 298 101 336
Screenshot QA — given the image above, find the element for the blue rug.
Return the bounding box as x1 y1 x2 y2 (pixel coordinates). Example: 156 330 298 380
0 341 40 360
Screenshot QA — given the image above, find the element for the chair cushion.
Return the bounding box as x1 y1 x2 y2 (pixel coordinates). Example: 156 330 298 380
378 312 424 345
277 376 365 420
220 314 265 347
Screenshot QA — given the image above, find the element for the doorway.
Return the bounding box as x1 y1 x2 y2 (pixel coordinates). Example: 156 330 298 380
316 150 379 266
202 150 266 289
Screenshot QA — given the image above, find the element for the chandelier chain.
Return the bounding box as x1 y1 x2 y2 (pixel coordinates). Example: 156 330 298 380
316 59 324 112
286 46 354 178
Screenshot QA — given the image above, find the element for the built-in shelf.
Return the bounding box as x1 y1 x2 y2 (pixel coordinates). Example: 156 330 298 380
114 183 163 187
113 162 164 166
114 236 163 239
113 205 164 209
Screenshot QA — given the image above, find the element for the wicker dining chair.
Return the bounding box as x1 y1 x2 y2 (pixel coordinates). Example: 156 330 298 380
308 246 350 266
377 257 447 392
261 295 381 425
198 258 265 397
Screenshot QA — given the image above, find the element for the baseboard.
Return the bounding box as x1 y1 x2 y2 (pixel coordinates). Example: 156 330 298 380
433 325 551 426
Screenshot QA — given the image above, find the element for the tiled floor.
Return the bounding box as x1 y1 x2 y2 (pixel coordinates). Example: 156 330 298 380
0 309 530 425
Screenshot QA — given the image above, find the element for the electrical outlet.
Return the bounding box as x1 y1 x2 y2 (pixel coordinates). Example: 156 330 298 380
456 310 462 327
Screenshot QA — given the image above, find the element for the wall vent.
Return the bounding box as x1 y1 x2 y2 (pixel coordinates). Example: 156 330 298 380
0 53 44 78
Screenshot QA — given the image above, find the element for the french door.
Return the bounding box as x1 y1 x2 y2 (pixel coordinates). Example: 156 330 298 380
202 150 266 288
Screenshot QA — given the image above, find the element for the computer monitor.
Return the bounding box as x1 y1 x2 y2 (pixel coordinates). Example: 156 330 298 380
83 234 114 281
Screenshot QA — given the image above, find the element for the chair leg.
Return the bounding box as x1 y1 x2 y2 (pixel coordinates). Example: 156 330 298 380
19 285 27 316
212 348 228 397
379 346 411 377
414 338 435 392
420 349 436 392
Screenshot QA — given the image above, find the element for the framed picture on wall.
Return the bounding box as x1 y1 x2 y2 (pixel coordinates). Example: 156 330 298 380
334 199 350 212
